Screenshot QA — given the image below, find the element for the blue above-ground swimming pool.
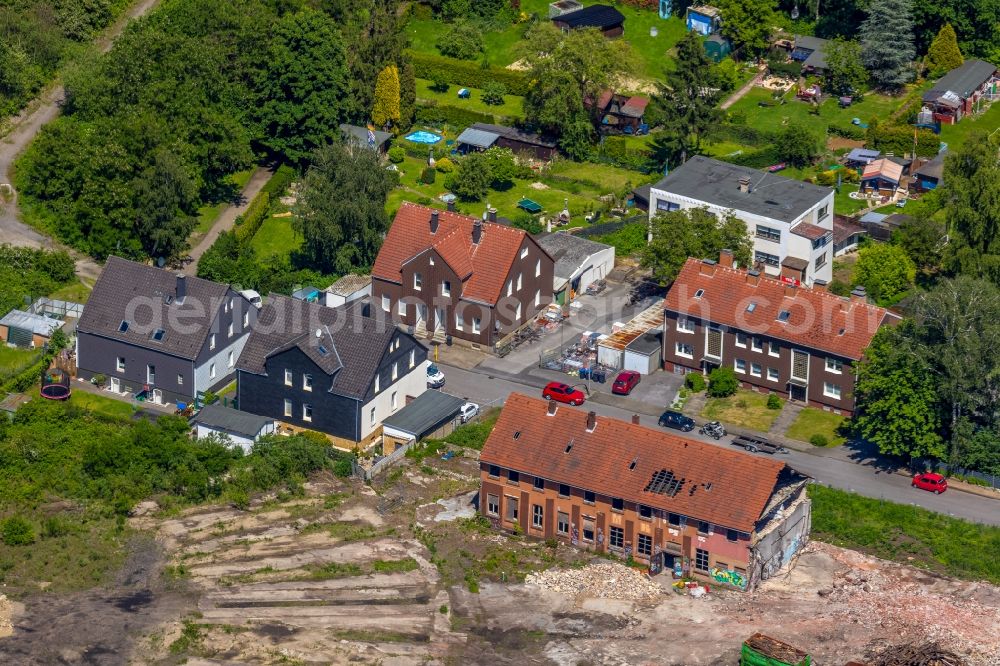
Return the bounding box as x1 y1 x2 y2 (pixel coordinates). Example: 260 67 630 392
405 130 442 144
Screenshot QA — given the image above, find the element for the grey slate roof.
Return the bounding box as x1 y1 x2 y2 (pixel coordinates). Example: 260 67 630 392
456 127 500 149
625 329 662 355
914 154 945 181
536 232 614 281
78 256 231 360
381 390 465 438
340 123 392 148
845 148 880 163
651 156 832 224
0 309 63 337
552 4 625 28
794 35 829 70
193 403 272 438
471 123 558 148
236 294 411 400
923 60 997 102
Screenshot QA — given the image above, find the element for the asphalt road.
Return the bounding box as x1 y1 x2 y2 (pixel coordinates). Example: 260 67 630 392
439 364 1000 526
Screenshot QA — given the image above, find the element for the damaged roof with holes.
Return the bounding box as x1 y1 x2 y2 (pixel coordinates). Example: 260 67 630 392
664 258 900 360
480 393 790 532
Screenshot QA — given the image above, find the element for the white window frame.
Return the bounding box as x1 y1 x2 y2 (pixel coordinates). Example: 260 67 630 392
676 317 695 334
675 341 694 358
823 382 842 399
209 333 216 350
750 362 762 377
303 374 313 391
374 373 380 394
517 273 523 291
243 311 249 328
210 363 217 379
391 391 398 411
409 349 415 369
521 247 529 260
177 373 184 386
751 337 763 353
515 302 522 321
382 294 390 312
535 258 541 277
534 289 541 307
284 369 293 386
283 399 292 417
441 280 450 297
227 322 234 338
370 406 376 425
767 367 779 382
392 362 398 381
473 317 481 334
397 299 406 316
487 494 499 516
413 273 422 290
506 280 512 297
825 357 843 374
116 357 125 372
227 350 234 368
735 331 747 348
734 358 746 374
455 311 464 331
769 341 781 357
302 404 312 422
146 364 155 384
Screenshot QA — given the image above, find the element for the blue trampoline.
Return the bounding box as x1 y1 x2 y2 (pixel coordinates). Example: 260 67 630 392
405 131 442 144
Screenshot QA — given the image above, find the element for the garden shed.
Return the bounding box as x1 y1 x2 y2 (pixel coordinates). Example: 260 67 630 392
192 404 275 452
624 328 663 375
0 309 64 348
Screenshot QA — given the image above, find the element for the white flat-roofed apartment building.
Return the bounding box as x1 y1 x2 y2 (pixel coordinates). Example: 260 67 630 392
648 156 835 286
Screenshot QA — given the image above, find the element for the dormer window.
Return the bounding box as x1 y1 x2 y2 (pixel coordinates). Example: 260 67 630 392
777 310 791 323
150 329 165 342
118 320 130 333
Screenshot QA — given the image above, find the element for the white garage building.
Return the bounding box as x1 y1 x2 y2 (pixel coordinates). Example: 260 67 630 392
537 232 615 305
191 403 276 452
597 304 664 373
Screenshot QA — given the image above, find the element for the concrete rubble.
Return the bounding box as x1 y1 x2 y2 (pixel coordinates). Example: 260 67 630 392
525 561 663 601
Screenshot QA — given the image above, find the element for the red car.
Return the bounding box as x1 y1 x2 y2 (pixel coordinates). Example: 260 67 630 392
912 472 948 494
542 382 586 406
611 370 641 396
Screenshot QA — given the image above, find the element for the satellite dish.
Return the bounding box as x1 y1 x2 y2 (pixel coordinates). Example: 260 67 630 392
790 3 799 19
316 328 322 338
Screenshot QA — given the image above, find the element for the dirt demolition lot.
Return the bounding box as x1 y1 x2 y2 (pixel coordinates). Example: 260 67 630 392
2 449 998 665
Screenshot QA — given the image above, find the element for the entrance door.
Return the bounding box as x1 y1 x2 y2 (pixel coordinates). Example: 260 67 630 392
789 384 807 402
416 303 428 330
152 389 163 405
435 307 445 332
110 377 120 393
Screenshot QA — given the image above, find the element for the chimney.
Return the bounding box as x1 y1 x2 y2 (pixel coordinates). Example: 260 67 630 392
176 273 187 303
472 219 483 244
746 269 761 287
430 209 439 234
487 206 498 223
851 286 868 303
586 410 597 432
631 414 640 425
447 200 456 212
784 283 797 299
738 176 752 193
719 249 734 268
699 258 717 276
547 400 557 416
813 279 828 292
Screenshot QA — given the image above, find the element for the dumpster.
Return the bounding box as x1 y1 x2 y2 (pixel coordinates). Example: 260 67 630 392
741 633 811 666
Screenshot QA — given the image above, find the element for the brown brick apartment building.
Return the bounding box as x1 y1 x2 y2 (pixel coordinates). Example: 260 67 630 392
371 203 554 351
479 394 811 590
662 255 900 415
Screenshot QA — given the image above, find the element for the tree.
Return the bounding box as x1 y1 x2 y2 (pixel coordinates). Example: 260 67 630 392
133 151 199 261
521 23 631 143
435 20 483 60
481 147 517 190
707 367 739 397
910 0 996 61
715 0 777 59
643 208 752 283
854 243 916 305
372 64 400 129
398 61 416 129
481 81 507 106
853 326 945 460
824 38 868 96
860 0 916 92
892 214 946 272
924 23 963 77
777 122 820 168
257 9 349 164
293 142 396 273
650 32 721 167
940 131 1000 284
448 152 491 201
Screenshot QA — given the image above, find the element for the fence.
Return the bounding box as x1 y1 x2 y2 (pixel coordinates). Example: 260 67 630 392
913 458 1000 490
354 438 415 482
29 297 84 319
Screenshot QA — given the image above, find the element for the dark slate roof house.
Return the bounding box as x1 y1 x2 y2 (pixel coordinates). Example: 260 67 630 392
551 4 625 37
235 294 429 448
77 256 256 406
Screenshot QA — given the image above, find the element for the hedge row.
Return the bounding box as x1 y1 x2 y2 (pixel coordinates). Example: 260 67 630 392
262 164 296 200
867 125 939 157
828 122 867 140
415 101 501 128
408 50 530 96
1 341 64 394
234 192 270 244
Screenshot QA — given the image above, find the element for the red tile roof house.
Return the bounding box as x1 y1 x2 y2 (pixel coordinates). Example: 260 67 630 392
479 393 812 590
372 203 555 352
662 254 900 415
588 90 649 134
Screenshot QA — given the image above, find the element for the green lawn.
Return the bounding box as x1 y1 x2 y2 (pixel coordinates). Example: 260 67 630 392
415 78 525 119
938 101 1000 152
251 214 302 259
405 17 528 67
809 484 1000 585
785 407 847 446
701 390 781 432
194 169 254 235
69 391 136 420
49 280 92 303
726 87 902 135
0 346 41 381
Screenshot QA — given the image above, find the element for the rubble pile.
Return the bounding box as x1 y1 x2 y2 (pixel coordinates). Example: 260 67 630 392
865 640 965 666
526 562 663 600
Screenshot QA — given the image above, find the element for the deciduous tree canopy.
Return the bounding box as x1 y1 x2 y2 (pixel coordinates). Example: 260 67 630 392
642 208 752 283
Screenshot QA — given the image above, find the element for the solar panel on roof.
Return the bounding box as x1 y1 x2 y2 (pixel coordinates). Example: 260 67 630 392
645 469 685 497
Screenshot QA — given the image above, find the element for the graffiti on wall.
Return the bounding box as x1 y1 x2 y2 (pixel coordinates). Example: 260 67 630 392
710 567 748 590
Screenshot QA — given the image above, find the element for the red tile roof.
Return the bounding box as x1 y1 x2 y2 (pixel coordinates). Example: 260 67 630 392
480 394 788 533
374 203 531 304
664 258 898 360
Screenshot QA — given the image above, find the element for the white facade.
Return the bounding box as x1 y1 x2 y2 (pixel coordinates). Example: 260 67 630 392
359 358 430 440
648 188 835 285
194 334 250 394
194 421 276 452
569 246 616 292
325 285 371 309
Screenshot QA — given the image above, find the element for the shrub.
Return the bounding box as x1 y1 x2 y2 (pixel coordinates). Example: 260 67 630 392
233 192 270 244
481 81 507 106
816 170 837 186
767 394 783 410
420 167 437 184
685 373 706 392
408 50 530 96
415 102 500 128
707 367 739 398
828 122 866 140
387 145 405 163
430 79 450 93
435 157 455 173
261 164 296 200
436 20 483 61
2 516 36 546
810 433 830 447
333 458 353 478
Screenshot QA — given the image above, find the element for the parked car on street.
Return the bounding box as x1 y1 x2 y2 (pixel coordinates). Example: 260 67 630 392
542 382 586 406
426 364 445 389
611 370 641 395
459 402 480 423
912 472 948 494
658 410 695 432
